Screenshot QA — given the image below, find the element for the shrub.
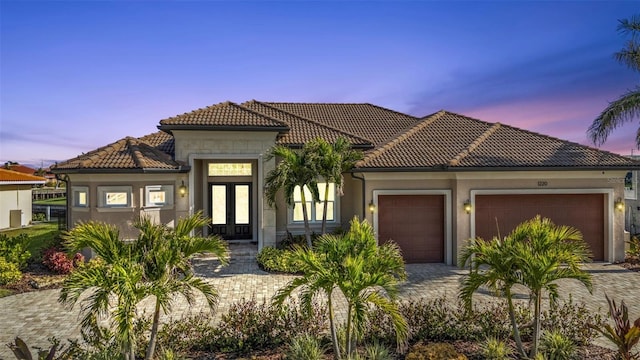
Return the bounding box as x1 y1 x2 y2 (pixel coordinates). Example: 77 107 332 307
541 296 603 346
627 235 640 257
539 330 576 360
0 257 22 285
157 313 217 354
363 341 394 360
285 333 327 360
256 247 302 273
405 342 468 360
42 247 84 274
0 233 31 269
481 337 513 360
589 294 640 360
32 212 46 222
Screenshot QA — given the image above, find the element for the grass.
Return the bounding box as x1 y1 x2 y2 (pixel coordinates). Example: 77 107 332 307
33 197 67 206
1 222 61 259
0 288 14 298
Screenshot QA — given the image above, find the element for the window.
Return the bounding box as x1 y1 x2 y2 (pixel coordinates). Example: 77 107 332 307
625 171 637 200
98 186 132 208
145 185 174 207
208 163 252 176
292 182 335 223
71 186 89 207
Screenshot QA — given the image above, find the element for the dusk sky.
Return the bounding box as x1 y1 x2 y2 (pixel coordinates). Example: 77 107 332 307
1 1 639 168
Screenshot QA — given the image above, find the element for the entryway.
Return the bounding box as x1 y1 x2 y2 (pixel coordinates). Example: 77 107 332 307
209 182 252 240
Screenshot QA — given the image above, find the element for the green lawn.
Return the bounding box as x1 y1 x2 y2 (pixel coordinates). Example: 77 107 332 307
33 197 67 206
1 222 61 258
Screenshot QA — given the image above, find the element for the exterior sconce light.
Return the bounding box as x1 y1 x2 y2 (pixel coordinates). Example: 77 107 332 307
179 180 187 198
463 200 472 214
615 198 624 211
369 199 376 214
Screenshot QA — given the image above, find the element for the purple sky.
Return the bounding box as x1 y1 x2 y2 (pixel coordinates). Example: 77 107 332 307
1 1 639 168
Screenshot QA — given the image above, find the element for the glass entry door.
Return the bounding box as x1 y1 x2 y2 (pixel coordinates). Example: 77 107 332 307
209 183 252 240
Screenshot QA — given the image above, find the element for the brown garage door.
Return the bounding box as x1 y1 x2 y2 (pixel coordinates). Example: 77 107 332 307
475 194 605 260
378 195 445 263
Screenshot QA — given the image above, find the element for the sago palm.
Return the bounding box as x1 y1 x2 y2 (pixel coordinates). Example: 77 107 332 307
265 145 319 247
274 217 407 359
509 215 592 358
588 14 640 146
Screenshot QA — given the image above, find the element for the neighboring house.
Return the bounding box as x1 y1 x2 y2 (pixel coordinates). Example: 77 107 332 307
3 162 37 176
623 155 640 235
51 101 640 264
0 168 46 229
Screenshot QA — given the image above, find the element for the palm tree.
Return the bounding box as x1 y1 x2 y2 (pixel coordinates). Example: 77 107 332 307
274 217 407 359
133 213 229 360
59 222 146 360
265 145 319 247
588 15 640 147
60 212 229 360
509 216 593 358
306 137 363 234
458 235 528 358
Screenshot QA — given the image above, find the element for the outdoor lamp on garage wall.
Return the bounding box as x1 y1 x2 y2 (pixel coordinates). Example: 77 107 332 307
615 198 624 211
463 200 472 214
179 180 188 197
369 199 376 214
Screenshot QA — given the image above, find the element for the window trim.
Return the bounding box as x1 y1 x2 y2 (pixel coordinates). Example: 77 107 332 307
98 186 133 208
144 185 174 208
71 186 89 208
288 182 339 225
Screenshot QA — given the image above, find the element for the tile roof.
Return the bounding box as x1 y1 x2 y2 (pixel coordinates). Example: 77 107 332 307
158 101 288 130
54 102 640 172
52 134 187 173
3 164 37 175
241 100 373 148
0 168 46 183
358 111 638 169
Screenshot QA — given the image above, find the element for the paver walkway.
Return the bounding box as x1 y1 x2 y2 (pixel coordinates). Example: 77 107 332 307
0 260 638 359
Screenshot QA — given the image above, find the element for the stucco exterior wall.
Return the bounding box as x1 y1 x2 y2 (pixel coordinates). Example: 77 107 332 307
66 173 187 239
352 170 628 264
172 130 279 248
0 185 33 229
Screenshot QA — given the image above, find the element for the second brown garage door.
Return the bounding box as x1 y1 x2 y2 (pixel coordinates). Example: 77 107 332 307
475 194 605 261
378 194 445 263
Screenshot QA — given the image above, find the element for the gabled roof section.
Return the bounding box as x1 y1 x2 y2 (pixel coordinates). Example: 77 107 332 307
262 102 421 146
51 135 188 173
357 111 640 170
0 168 46 184
242 100 373 148
158 101 289 132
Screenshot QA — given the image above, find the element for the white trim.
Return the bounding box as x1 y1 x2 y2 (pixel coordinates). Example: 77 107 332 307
188 153 263 246
372 189 453 265
469 188 615 263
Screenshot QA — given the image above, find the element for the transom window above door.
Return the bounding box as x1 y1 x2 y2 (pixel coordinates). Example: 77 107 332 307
208 163 252 177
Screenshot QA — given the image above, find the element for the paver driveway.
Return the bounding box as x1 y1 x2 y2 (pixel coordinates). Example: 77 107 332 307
0 259 638 359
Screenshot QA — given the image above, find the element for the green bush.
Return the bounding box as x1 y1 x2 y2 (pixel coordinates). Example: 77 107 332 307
541 296 603 346
157 313 217 354
0 233 31 269
285 333 327 360
256 247 302 273
627 236 640 257
32 212 46 222
539 330 577 360
363 341 394 360
481 337 514 360
0 257 22 285
405 342 467 360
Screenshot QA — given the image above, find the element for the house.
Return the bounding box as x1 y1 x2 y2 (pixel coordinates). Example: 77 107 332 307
51 101 640 264
0 168 46 229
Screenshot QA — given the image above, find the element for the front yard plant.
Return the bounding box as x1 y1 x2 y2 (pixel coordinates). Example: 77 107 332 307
590 294 640 360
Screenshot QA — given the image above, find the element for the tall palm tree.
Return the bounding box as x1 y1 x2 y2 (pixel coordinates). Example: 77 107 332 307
588 15 640 147
274 217 407 359
306 137 363 234
509 216 593 358
458 235 528 358
60 212 229 360
265 145 319 247
134 213 229 360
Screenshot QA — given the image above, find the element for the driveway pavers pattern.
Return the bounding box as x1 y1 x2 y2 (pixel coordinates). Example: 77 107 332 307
0 259 638 359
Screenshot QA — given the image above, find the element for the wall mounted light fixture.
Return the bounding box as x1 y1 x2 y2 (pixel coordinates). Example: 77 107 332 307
615 197 624 211
463 200 472 214
179 180 188 198
369 199 376 214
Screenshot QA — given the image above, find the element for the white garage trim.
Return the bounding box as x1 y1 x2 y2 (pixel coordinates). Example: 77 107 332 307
373 189 452 265
469 188 615 263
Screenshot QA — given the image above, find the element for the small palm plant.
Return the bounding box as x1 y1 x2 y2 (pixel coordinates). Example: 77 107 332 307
274 217 407 359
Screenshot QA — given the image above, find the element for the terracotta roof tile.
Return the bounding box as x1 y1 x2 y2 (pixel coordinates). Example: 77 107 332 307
159 101 288 129
0 168 46 183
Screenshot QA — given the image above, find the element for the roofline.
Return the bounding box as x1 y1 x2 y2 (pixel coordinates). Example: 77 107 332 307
0 181 46 185
351 165 640 172
284 143 375 150
51 166 191 174
157 124 289 132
